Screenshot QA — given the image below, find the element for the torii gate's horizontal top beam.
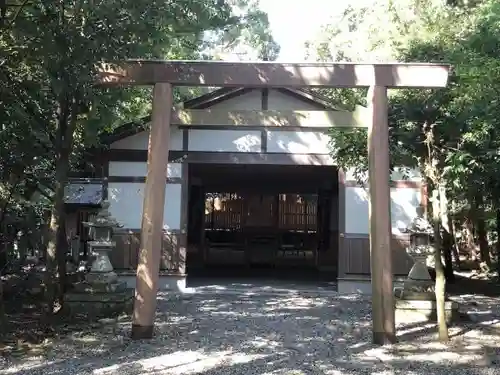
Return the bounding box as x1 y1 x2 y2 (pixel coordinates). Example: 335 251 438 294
97 60 450 88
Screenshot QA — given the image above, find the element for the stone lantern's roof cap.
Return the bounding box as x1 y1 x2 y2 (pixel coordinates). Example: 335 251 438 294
402 216 433 235
83 200 123 228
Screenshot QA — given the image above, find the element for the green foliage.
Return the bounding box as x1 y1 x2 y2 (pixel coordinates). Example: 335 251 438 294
309 0 500 215
0 0 278 257
201 0 279 60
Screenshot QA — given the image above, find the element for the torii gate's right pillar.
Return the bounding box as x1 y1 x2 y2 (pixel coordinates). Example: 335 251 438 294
367 85 396 344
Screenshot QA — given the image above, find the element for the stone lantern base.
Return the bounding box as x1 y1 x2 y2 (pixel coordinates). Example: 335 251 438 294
394 253 460 323
395 299 460 324
64 202 134 318
64 288 134 318
65 275 134 319
396 253 435 299
64 246 134 319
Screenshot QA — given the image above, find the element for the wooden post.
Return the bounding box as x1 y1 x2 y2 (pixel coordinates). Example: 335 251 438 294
131 83 172 340
367 85 396 345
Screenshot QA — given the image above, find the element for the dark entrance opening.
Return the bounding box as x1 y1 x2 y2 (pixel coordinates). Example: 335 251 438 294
186 163 339 280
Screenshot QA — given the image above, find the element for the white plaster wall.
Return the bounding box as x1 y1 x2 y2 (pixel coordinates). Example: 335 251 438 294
391 167 422 181
206 89 322 111
208 89 262 110
267 90 320 110
391 187 422 234
344 186 421 235
110 126 183 150
344 167 422 182
188 129 261 152
108 162 182 178
267 130 330 154
108 89 340 155
108 182 182 229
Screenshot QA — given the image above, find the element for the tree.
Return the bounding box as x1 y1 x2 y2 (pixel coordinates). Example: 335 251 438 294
202 0 280 60
0 0 253 316
305 0 500 341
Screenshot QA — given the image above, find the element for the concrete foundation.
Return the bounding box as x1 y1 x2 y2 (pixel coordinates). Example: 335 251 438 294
337 277 405 295
117 271 188 293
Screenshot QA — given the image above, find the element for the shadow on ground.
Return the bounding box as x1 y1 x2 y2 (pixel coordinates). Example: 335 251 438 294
1 284 500 375
447 272 500 297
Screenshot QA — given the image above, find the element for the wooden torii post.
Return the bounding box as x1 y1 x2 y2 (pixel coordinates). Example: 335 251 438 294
97 61 450 344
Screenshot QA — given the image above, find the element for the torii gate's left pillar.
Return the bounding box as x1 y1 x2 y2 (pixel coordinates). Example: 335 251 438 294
131 83 172 340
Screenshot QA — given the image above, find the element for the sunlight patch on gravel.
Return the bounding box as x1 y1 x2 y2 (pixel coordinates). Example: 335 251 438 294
93 350 271 375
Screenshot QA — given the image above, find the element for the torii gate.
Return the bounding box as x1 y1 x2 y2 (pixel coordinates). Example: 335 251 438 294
98 60 450 345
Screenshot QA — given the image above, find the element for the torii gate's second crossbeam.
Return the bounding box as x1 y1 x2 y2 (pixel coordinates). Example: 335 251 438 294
96 61 450 345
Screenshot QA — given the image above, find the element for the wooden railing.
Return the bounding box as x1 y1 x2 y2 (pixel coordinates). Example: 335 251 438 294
205 193 318 232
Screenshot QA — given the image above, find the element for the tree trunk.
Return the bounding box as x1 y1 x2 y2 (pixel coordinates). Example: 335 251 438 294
476 215 491 267
442 230 455 283
464 219 476 260
0 232 7 333
44 95 78 317
496 209 500 281
474 195 492 267
44 153 70 315
40 210 51 260
56 221 68 300
0 243 6 273
450 217 461 268
18 231 28 263
0 257 4 334
0 184 15 271
439 187 454 282
432 187 449 342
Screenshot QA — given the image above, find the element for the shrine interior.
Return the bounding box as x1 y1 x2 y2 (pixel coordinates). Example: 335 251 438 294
186 163 339 280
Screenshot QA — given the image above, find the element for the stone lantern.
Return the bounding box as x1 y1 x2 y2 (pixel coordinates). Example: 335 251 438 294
394 205 460 322
65 200 133 318
83 200 122 283
397 205 435 300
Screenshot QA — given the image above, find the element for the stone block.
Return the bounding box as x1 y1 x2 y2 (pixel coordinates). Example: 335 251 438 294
73 281 127 294
64 288 134 319
65 288 133 303
395 298 460 323
98 318 118 334
85 272 118 284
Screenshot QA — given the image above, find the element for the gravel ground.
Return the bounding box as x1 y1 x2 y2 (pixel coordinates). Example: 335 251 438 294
1 283 500 375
